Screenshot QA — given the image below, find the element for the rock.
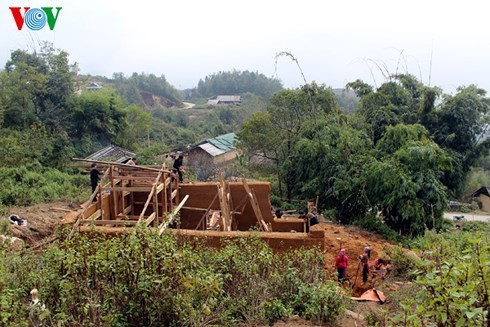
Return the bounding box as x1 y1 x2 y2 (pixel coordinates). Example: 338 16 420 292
0 234 25 251
344 309 365 321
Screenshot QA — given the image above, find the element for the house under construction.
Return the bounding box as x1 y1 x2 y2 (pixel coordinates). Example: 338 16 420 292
63 161 326 250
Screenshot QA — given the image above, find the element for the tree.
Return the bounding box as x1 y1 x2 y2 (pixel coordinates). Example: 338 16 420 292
72 88 126 153
237 83 338 199
116 105 151 149
196 70 283 99
366 124 451 236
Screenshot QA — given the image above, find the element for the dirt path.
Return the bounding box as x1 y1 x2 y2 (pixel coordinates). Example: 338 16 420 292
322 223 395 295
3 200 79 247
444 212 490 222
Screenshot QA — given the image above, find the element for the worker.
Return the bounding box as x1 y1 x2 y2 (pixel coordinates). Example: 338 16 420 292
127 157 137 165
173 154 184 183
90 163 101 195
275 209 283 218
373 257 384 270
359 246 370 284
374 257 392 280
335 248 348 282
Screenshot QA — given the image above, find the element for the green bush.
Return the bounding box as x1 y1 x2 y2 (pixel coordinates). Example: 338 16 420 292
462 221 490 233
391 232 489 326
383 246 420 280
0 228 344 326
353 214 400 242
0 165 86 206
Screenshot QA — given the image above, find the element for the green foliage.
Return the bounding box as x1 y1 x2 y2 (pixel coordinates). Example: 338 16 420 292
0 230 343 326
391 232 489 326
112 72 182 106
353 215 400 242
196 70 283 99
384 246 420 280
0 165 86 206
461 221 490 233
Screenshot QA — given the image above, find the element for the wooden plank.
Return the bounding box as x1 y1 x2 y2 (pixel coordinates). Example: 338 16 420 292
241 178 270 232
217 173 230 231
138 164 164 223
145 212 156 226
194 193 219 230
103 186 155 192
123 205 132 215
79 220 139 226
69 167 111 239
72 158 171 173
158 195 189 235
109 165 115 220
86 209 102 221
112 176 163 181
171 189 178 200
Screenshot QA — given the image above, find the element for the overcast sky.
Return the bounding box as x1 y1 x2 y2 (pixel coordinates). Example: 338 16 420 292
1 0 489 93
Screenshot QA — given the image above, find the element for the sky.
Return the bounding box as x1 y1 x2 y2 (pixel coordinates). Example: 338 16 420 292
1 0 489 93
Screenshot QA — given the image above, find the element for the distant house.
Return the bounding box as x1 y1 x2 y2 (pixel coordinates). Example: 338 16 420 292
206 95 241 106
472 186 490 212
86 82 102 91
86 145 136 164
184 133 238 180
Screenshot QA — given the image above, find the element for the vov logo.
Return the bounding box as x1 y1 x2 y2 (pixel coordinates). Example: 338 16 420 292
10 7 62 31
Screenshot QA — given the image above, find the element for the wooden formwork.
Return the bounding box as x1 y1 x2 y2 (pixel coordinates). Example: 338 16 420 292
66 161 325 251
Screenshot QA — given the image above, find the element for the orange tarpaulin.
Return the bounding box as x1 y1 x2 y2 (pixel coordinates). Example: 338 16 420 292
350 288 386 304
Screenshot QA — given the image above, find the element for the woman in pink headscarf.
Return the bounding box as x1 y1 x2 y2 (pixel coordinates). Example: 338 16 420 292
335 249 348 282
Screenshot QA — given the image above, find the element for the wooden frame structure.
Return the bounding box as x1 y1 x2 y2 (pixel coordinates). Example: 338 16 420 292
69 161 307 236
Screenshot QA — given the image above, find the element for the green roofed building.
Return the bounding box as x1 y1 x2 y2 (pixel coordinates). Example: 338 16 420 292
185 133 238 180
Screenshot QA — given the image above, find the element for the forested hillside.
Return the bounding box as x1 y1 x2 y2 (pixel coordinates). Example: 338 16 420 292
0 44 488 237
87 72 183 108
196 70 283 98
238 77 490 237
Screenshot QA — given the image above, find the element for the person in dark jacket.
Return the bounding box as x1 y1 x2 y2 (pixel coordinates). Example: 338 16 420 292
90 163 101 195
173 155 184 183
335 248 348 282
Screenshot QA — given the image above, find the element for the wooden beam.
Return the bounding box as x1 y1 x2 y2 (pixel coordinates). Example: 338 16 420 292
158 194 189 235
138 164 164 223
241 178 270 232
145 212 156 226
72 158 171 173
103 186 156 192
86 209 102 221
79 220 139 226
194 193 219 230
69 168 110 239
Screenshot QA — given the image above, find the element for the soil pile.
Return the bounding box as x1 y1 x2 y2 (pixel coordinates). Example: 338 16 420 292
3 201 78 247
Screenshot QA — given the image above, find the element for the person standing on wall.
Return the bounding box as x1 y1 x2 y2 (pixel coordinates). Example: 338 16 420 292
173 154 184 183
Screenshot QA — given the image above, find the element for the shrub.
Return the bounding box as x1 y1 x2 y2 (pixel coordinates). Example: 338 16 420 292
462 221 490 233
0 228 344 326
391 232 489 326
353 214 400 242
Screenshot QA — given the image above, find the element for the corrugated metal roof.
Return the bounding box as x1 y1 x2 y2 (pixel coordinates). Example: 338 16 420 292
207 132 237 152
216 95 241 103
198 143 225 157
206 99 219 105
86 145 136 163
